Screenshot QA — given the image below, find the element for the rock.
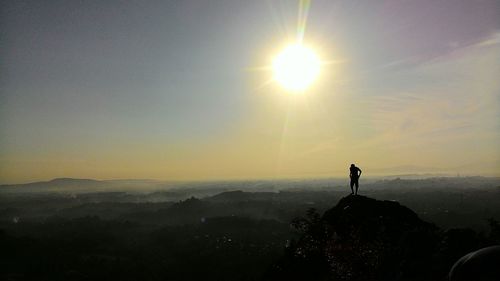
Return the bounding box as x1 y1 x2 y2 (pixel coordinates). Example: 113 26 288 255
448 245 500 281
266 195 440 281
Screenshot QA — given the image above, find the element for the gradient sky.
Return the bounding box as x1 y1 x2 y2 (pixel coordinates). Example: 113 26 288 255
1 0 499 183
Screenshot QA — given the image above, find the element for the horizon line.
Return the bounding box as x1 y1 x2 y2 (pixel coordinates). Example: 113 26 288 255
2 173 500 186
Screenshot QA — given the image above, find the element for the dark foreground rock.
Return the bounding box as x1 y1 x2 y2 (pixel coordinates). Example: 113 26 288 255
266 195 441 281
448 245 500 281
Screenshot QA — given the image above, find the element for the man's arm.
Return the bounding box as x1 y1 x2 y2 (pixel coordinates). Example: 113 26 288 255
358 168 362 177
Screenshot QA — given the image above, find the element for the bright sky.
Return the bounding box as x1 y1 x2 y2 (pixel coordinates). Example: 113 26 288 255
1 0 499 183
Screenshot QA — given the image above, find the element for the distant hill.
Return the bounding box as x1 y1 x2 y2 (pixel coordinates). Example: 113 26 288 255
0 178 109 193
46 178 103 185
0 178 168 193
207 190 279 202
1 177 103 187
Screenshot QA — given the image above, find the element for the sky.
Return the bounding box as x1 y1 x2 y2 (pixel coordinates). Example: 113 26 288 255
1 0 499 183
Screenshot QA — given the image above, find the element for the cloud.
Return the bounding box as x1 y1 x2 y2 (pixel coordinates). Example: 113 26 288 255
335 32 500 170
477 31 500 47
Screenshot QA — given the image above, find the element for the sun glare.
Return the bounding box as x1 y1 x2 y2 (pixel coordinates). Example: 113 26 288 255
272 44 320 92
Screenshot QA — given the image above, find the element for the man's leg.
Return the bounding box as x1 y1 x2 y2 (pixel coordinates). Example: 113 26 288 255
355 180 359 195
350 180 354 195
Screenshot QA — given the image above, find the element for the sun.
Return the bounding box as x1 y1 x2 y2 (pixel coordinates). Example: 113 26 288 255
272 43 321 92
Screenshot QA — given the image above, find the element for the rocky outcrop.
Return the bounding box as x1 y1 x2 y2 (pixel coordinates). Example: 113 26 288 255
266 195 440 281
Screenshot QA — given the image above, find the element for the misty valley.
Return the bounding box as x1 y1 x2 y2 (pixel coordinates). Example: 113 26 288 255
1 177 499 280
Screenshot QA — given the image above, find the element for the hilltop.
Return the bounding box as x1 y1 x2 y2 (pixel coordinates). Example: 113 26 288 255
265 195 495 281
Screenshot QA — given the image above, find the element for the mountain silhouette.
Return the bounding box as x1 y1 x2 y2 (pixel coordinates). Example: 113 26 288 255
207 190 278 202
266 195 441 281
47 178 103 185
0 178 105 189
0 178 167 193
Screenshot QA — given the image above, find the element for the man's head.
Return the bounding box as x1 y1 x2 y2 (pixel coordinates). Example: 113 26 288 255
350 164 355 168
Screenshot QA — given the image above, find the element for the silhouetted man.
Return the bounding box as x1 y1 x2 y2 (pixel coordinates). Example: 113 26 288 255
349 164 362 195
